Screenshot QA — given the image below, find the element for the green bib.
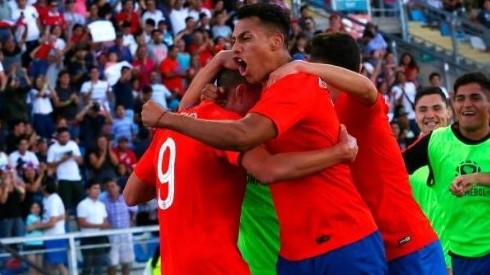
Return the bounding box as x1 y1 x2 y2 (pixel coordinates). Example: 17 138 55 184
428 126 490 257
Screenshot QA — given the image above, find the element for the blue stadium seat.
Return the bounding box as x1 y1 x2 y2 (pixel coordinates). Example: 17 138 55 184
133 237 159 263
410 9 428 23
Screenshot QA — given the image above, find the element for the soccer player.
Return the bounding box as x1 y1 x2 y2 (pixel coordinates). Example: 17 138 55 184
265 32 446 274
403 72 490 275
125 69 360 274
141 3 385 274
409 87 452 270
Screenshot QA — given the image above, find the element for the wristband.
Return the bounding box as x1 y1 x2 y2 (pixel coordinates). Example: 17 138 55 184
155 110 167 127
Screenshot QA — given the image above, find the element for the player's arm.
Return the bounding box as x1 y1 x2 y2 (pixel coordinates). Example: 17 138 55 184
451 172 490 197
179 50 237 111
143 101 276 152
267 60 378 105
242 125 357 184
124 172 156 206
402 133 431 174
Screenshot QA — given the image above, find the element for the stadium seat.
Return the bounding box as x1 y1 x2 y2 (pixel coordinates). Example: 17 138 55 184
410 9 428 23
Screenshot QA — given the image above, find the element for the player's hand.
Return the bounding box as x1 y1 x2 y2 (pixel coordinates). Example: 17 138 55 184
338 124 358 162
142 100 168 128
266 61 303 89
215 50 238 70
450 174 477 197
200 84 226 106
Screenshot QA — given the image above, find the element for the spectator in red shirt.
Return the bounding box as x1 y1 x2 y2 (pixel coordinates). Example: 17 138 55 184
112 136 137 173
160 45 185 96
115 0 141 34
43 0 65 30
187 29 214 68
132 45 156 88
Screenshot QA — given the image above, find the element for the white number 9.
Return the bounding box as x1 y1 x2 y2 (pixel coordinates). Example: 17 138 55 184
157 137 176 210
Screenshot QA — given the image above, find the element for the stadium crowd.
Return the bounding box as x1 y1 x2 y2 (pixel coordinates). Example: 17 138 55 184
0 0 486 274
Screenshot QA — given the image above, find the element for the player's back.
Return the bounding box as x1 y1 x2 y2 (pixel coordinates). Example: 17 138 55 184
250 73 378 261
335 93 438 260
153 102 250 274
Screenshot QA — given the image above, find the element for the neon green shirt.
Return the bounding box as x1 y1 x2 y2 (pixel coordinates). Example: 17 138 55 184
238 175 279 275
428 126 490 257
410 166 451 266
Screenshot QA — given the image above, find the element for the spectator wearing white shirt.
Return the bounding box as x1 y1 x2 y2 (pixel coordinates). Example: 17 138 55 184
80 66 113 111
10 0 41 65
188 0 211 21
169 0 189 35
141 0 163 28
37 179 68 275
429 71 450 98
77 180 110 275
391 70 419 136
149 71 173 109
147 29 168 65
30 75 55 139
8 135 39 173
47 127 83 214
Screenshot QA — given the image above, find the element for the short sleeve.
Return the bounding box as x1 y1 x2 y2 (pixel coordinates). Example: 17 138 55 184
76 201 88 218
250 73 318 137
134 131 160 185
80 82 90 94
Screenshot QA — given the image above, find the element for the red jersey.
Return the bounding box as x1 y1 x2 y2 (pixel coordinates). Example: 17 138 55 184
115 11 140 34
42 11 65 28
335 93 438 260
112 148 137 170
160 57 184 96
250 73 377 261
134 102 250 275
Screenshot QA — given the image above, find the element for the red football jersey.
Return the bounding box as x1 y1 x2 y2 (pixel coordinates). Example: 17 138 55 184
335 93 438 260
134 102 250 275
250 73 378 261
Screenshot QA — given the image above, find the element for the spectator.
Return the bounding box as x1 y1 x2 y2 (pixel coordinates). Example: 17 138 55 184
141 0 164 28
148 29 168 65
51 70 80 138
112 136 137 173
63 0 86 34
298 4 313 29
398 52 420 86
142 18 156 44
325 13 346 33
11 0 41 66
21 163 45 218
101 179 137 275
391 70 419 136
76 101 111 150
112 66 135 118
189 0 211 22
30 75 55 139
132 86 152 157
108 34 133 64
8 135 40 175
80 66 113 110
87 135 118 183
86 4 100 25
76 180 110 275
429 71 450 98
198 12 212 36
2 37 24 74
150 71 176 109
211 10 232 40
115 163 130 190
34 137 49 165
301 16 317 40
24 201 44 275
115 0 141 35
4 119 27 154
174 16 197 48
47 127 83 214
175 39 190 72
0 0 12 41
169 0 189 35
132 45 156 88
365 22 388 54
3 71 31 125
188 29 214 67
66 45 91 90
42 0 65 30
0 166 25 240
157 19 174 47
111 105 138 147
478 0 490 28
37 178 68 275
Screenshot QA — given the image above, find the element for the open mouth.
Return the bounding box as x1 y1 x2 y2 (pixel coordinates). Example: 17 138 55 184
234 57 247 76
462 111 476 117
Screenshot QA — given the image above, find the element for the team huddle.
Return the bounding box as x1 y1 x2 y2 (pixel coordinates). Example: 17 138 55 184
123 3 490 275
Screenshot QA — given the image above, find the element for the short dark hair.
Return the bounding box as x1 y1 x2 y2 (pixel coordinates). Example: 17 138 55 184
145 18 156 26
453 72 490 99
414 86 448 107
308 32 361 72
216 69 247 89
237 3 290 46
57 127 70 135
428 71 441 81
43 178 57 194
85 179 100 190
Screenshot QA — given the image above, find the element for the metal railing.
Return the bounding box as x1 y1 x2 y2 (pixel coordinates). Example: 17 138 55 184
0 225 159 274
